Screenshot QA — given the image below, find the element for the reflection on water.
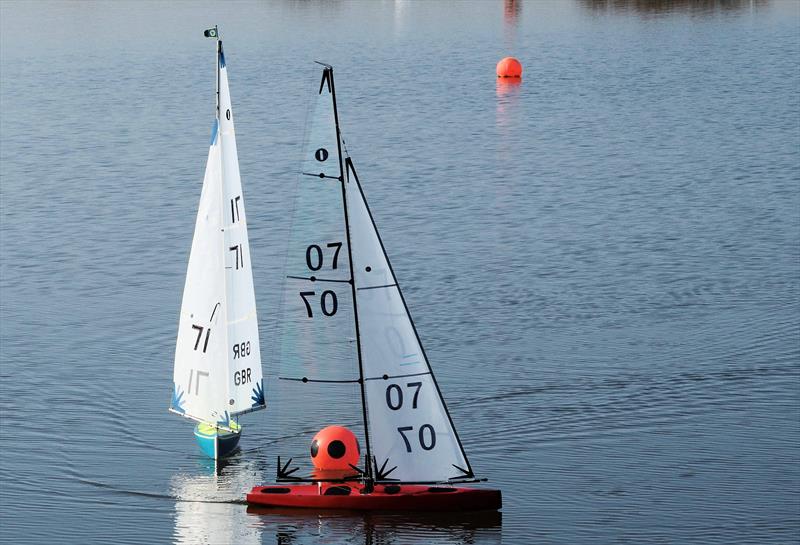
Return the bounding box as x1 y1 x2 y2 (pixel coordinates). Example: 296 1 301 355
171 457 502 544
247 507 502 545
171 459 263 545
495 78 522 173
495 78 522 101
505 0 522 24
579 0 768 15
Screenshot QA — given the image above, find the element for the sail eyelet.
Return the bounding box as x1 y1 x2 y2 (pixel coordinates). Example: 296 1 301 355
226 109 231 120
365 267 372 272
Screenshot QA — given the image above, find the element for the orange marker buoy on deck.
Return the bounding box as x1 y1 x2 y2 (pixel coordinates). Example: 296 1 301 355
310 425 361 471
496 57 522 78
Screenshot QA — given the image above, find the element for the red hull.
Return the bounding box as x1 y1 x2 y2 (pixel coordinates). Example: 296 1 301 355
246 483 501 512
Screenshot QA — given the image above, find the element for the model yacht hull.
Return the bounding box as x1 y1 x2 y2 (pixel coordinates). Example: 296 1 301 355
246 483 501 511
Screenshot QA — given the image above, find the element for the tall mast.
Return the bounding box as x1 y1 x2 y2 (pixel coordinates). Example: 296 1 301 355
215 25 220 119
326 65 375 489
213 25 232 431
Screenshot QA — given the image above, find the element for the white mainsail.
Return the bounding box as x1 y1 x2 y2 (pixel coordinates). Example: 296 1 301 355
171 40 265 428
276 65 473 483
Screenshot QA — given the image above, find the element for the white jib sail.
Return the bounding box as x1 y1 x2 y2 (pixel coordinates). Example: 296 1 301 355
171 44 264 427
344 159 472 482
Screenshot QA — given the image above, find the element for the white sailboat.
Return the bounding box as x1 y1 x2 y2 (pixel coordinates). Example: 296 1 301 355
247 64 500 510
170 27 265 459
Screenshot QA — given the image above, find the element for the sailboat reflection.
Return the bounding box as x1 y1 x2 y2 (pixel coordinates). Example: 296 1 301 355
171 457 264 544
246 506 502 544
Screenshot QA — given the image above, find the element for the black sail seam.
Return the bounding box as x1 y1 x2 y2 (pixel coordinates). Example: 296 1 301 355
279 377 360 384
356 283 398 291
302 172 340 180
364 371 431 381
286 275 351 283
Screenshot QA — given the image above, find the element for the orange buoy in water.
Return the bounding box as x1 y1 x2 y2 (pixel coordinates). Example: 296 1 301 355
310 425 361 471
496 57 522 78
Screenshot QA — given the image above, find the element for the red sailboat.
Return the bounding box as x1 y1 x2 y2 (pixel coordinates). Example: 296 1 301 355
247 64 501 511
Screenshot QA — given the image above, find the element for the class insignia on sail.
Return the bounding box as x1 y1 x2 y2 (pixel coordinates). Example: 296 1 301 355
169 27 265 460
247 64 500 511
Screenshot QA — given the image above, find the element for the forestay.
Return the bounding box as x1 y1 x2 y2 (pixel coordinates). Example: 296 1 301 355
171 42 264 427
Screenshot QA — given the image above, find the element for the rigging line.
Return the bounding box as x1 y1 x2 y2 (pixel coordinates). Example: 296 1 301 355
364 371 432 381
278 376 360 384
356 283 398 291
286 275 351 284
346 156 477 479
329 65 374 488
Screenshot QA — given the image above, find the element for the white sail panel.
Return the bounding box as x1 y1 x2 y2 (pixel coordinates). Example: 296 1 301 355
218 54 264 416
172 130 229 424
345 162 471 481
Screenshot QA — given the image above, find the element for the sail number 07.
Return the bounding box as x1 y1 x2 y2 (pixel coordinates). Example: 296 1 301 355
306 242 342 271
397 424 436 452
387 382 436 452
299 290 338 317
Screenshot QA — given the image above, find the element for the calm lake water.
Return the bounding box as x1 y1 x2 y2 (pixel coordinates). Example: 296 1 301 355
1 1 798 543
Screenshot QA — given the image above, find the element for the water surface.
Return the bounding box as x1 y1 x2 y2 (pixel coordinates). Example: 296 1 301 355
1 1 798 543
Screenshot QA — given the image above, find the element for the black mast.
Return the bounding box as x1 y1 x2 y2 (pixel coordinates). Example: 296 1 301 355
214 26 220 119
325 65 375 490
